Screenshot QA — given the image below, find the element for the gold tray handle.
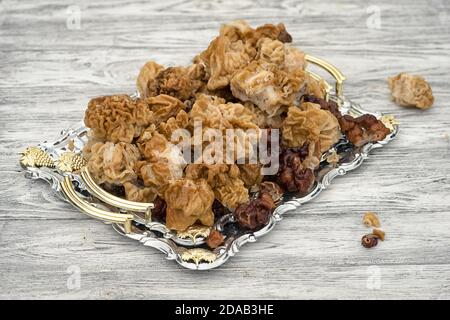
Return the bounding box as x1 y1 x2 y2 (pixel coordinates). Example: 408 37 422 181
305 54 346 97
60 176 134 233
80 167 154 214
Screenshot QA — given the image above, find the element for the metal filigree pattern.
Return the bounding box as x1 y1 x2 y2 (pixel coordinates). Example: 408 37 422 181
56 152 86 172
381 114 400 132
180 248 217 265
177 225 212 244
20 147 55 168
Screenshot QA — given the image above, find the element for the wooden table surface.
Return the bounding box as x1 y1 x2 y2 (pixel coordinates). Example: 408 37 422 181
1 0 449 299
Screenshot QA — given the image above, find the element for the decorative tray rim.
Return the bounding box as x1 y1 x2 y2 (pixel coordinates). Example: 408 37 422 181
20 93 399 270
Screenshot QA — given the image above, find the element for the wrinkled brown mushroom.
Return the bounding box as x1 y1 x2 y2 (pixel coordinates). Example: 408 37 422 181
388 73 434 109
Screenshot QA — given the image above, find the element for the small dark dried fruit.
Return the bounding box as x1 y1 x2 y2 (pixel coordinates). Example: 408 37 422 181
151 196 167 221
303 95 342 120
206 230 225 249
102 184 126 198
340 114 390 146
361 234 378 248
212 199 227 217
234 192 275 230
277 29 293 43
294 168 314 193
276 145 315 194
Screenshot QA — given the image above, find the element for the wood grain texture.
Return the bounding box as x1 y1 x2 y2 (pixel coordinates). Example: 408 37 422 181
1 0 450 299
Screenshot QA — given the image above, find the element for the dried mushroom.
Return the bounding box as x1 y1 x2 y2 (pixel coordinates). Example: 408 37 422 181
84 95 154 143
136 60 164 98
138 150 186 195
185 164 248 210
363 211 381 228
388 73 434 109
251 22 293 44
164 179 215 231
214 177 249 210
243 101 285 129
282 103 341 153
257 38 306 72
230 60 307 116
282 106 319 148
146 66 204 101
189 94 258 130
86 141 140 186
133 127 187 196
195 21 258 90
123 181 157 203
372 229 385 241
238 164 263 189
144 94 186 124
137 59 206 101
189 94 260 162
185 163 238 187
195 21 292 91
157 110 189 142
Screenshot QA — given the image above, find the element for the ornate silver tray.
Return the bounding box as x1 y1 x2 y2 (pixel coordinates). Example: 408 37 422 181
19 55 399 270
